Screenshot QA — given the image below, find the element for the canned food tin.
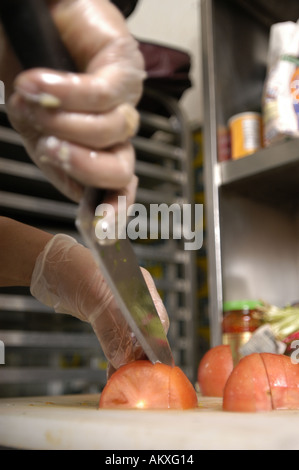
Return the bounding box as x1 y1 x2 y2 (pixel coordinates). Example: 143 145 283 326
228 112 263 159
217 125 231 162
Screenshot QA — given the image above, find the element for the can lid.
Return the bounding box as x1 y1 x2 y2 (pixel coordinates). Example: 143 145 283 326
228 112 261 126
223 300 262 312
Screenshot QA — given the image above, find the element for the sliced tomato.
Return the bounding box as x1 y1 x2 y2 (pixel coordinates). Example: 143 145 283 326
223 353 299 412
197 345 233 397
169 365 199 408
260 353 288 410
99 360 198 410
260 353 299 410
282 356 299 409
263 353 299 410
223 353 272 412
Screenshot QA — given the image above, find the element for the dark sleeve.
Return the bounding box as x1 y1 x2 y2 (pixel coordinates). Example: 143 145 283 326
111 0 139 18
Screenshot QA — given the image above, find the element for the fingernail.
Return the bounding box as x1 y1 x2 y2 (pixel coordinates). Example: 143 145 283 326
15 72 62 108
16 88 61 108
118 103 140 137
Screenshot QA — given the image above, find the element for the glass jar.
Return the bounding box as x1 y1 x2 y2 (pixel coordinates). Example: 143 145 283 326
222 300 262 364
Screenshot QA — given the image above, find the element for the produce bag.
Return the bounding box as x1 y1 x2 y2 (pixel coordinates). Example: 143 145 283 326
262 19 299 146
240 301 299 364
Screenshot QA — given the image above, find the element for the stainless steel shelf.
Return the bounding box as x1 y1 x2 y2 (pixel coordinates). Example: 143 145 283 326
0 368 105 384
220 139 299 186
201 0 299 346
154 278 191 294
136 160 185 184
138 110 180 134
0 126 23 146
133 244 189 264
0 330 99 349
133 136 185 161
219 138 299 211
0 191 77 221
0 157 45 180
136 187 185 205
228 0 299 28
0 295 52 313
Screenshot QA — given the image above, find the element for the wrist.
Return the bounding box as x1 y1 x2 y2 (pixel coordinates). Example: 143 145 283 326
0 217 53 287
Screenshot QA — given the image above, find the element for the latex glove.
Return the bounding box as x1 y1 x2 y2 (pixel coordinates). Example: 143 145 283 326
30 234 169 373
1 0 145 202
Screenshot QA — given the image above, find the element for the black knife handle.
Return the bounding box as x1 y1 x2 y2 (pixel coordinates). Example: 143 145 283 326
0 0 76 72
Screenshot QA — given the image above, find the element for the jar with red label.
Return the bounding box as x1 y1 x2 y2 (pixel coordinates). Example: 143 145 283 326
222 300 262 364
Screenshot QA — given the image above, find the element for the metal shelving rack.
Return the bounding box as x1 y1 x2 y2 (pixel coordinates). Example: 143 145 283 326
201 0 299 346
0 89 197 397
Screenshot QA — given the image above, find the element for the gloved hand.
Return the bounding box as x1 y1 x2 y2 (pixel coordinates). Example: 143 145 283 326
1 0 145 202
30 234 169 374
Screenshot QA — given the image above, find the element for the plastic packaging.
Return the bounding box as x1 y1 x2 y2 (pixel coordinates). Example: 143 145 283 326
262 19 299 146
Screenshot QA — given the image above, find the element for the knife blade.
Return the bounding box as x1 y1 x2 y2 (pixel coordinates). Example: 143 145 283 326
76 187 174 366
0 0 174 366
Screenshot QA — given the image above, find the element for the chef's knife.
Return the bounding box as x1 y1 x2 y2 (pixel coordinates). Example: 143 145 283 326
0 0 174 366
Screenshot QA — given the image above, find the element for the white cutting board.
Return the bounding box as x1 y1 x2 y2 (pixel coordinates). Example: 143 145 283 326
0 394 299 450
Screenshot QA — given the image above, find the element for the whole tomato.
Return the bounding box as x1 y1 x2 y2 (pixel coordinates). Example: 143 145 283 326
197 345 234 397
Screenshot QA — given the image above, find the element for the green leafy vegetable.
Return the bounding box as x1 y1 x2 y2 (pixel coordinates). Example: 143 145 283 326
255 302 299 341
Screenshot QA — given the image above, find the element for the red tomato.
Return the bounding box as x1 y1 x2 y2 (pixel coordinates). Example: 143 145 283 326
260 353 287 410
261 353 299 410
99 360 198 410
223 353 299 412
197 345 234 397
223 353 272 412
282 355 299 409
